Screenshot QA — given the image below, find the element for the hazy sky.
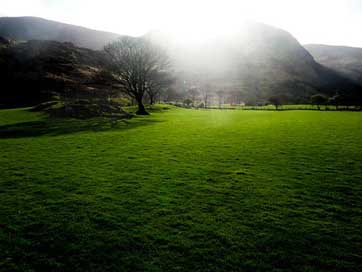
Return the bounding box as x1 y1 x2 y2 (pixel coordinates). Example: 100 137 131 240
1 0 362 46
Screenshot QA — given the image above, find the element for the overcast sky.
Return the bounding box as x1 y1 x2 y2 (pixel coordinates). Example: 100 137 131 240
1 0 362 46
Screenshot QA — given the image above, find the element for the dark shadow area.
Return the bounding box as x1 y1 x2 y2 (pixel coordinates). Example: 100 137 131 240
0 117 163 139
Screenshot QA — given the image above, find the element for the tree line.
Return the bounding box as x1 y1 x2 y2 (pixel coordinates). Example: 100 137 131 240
2 36 361 112
101 36 362 112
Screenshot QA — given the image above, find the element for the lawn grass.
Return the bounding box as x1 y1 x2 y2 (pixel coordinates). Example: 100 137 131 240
0 106 361 271
199 104 360 111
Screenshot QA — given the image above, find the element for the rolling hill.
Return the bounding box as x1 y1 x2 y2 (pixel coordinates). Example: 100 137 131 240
0 16 120 50
1 16 361 106
150 23 361 104
305 44 362 85
0 39 111 107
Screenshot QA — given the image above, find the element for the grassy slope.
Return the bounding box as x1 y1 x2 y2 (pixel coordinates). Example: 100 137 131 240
0 106 361 271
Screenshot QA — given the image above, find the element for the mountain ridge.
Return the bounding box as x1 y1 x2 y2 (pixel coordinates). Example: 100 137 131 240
0 16 122 50
304 44 362 86
149 22 360 103
1 16 361 106
0 39 111 107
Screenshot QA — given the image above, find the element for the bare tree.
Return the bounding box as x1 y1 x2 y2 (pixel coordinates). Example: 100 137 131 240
228 90 243 106
200 84 213 108
269 95 285 110
187 87 199 107
216 90 226 108
146 71 174 105
163 87 180 102
104 37 170 115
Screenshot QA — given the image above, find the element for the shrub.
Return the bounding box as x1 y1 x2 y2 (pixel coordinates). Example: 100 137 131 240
112 97 132 106
183 98 193 107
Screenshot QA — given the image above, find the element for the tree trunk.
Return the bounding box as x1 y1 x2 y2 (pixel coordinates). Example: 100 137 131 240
136 100 149 115
150 94 154 105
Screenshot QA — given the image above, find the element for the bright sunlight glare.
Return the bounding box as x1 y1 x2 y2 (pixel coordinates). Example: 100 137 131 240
1 0 362 46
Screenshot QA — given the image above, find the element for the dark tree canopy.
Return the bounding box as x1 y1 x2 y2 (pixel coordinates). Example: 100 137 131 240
328 94 344 109
104 37 171 115
310 94 328 110
268 95 285 110
183 98 192 107
216 90 226 108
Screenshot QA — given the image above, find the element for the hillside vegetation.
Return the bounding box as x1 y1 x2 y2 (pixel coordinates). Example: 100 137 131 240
0 39 110 107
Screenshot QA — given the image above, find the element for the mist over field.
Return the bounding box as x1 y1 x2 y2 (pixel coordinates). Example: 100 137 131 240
0 1 362 271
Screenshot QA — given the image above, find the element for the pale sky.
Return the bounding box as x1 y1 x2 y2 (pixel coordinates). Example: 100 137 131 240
1 0 362 46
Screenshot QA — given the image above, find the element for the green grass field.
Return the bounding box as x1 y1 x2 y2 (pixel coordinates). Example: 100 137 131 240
1 106 361 271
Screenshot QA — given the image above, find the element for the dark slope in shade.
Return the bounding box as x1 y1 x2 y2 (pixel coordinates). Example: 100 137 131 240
305 44 362 85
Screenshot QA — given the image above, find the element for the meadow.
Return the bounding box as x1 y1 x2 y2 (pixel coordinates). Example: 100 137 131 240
0 106 361 271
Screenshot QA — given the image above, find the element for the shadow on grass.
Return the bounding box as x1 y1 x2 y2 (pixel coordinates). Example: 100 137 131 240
0 117 162 138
